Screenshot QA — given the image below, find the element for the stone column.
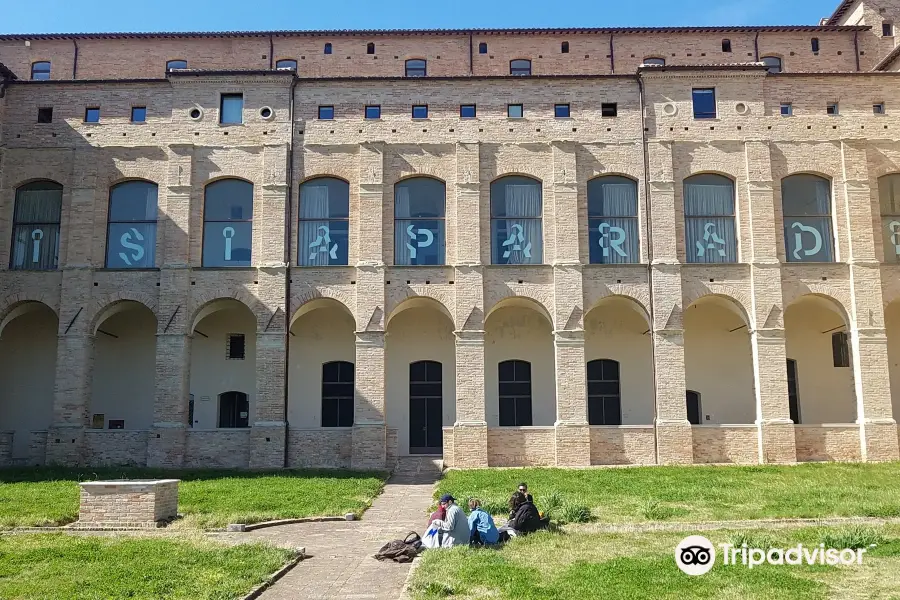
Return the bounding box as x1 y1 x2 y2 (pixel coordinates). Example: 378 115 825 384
46 331 94 465
840 141 899 461
453 330 488 467
554 330 589 466
148 332 191 467
353 330 387 469
745 141 795 463
252 329 287 468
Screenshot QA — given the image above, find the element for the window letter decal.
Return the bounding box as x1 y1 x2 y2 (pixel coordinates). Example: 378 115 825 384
889 221 900 257
223 226 235 261
31 229 44 263
598 222 627 258
405 224 434 259
696 222 727 258
308 224 338 260
118 227 146 266
791 221 823 260
502 223 532 259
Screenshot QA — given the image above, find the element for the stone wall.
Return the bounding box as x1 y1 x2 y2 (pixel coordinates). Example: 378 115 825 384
287 428 352 468
795 425 863 462
184 430 251 469
589 426 656 465
691 426 760 464
77 479 178 527
84 430 149 467
487 427 556 467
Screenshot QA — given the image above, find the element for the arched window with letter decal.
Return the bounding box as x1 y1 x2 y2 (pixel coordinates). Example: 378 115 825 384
491 175 543 264
782 174 833 262
11 180 62 270
684 173 737 263
879 174 900 263
106 180 158 268
588 175 639 264
394 177 445 265
299 177 349 266
203 179 253 267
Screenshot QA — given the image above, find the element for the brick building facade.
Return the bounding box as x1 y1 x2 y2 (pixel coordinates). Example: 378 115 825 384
3 0 900 470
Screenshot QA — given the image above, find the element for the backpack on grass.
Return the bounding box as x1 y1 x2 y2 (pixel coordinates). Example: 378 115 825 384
374 532 422 563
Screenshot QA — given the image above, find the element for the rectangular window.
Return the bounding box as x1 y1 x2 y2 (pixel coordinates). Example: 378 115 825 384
460 104 476 118
321 361 354 427
780 103 793 116
508 104 523 118
85 107 100 123
318 105 334 120
832 332 850 368
722 39 732 53
827 102 839 116
365 105 381 119
601 103 618 117
874 103 885 115
37 107 53 123
786 359 801 424
692 88 716 119
220 93 243 124
884 22 894 36
412 105 428 119
131 106 147 122
554 104 570 118
108 419 125 430
226 333 246 360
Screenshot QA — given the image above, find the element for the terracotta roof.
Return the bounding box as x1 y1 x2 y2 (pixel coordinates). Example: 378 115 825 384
826 1 857 25
874 44 900 70
638 62 769 72
0 24 871 41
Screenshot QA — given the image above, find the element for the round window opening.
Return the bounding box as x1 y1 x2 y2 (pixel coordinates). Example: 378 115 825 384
260 106 274 120
735 102 749 115
663 103 677 116
189 108 202 120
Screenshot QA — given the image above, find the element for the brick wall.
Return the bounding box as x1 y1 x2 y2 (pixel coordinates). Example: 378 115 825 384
487 427 556 467
184 430 251 468
691 426 760 464
84 430 149 466
287 428 352 468
78 479 178 527
795 425 863 461
589 426 656 465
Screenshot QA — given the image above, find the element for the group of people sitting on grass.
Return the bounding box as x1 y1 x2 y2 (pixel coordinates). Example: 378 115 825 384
422 482 549 548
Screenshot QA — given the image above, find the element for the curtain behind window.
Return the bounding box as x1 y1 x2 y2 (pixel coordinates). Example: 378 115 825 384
394 185 413 264
782 175 833 262
493 183 542 264
880 175 900 263
684 181 736 263
12 185 62 270
589 180 639 264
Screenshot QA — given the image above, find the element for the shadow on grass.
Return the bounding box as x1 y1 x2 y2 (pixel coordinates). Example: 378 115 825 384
0 467 390 484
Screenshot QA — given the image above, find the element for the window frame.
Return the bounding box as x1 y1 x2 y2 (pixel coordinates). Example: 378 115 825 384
561 41 569 53
781 173 835 263
879 173 900 263
826 102 839 116
275 59 298 71
318 105 335 120
832 332 850 368
692 88 717 119
365 105 381 119
683 173 737 264
298 177 350 267
324 43 333 54
507 104 524 118
884 22 894 36
226 333 246 360
394 177 446 266
105 179 159 269
405 58 427 77
510 59 532 76
874 103 886 115
84 107 100 123
761 55 782 74
411 104 428 119
366 42 375 55
601 103 618 117
490 175 543 265
37 107 53 123
219 93 244 125
478 42 488 54
10 180 63 271
131 106 147 123
460 104 476 118
498 360 533 427
588 175 640 264
165 59 188 71
722 39 732 53
202 178 254 267
780 103 793 116
642 57 666 66
554 104 570 118
811 37 820 53
321 361 354 427
31 61 51 80
587 359 622 426
218 391 249 428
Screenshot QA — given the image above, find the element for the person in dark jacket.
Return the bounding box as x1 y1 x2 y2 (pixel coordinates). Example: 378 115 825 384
498 492 546 541
517 482 535 504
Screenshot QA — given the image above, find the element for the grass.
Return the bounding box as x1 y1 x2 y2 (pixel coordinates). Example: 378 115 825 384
409 524 900 600
438 463 900 523
0 533 294 600
0 467 387 529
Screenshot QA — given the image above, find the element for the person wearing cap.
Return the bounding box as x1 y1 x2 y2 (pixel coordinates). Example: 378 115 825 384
436 493 470 547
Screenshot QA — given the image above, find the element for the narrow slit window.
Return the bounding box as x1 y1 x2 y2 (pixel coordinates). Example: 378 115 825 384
561 41 569 53
722 39 732 52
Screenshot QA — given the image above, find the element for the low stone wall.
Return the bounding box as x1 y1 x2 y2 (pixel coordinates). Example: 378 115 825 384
795 425 862 462
287 428 352 468
590 426 656 465
78 479 179 528
28 431 47 466
0 431 11 466
85 430 149 467
184 429 251 469
692 426 760 464
487 427 556 467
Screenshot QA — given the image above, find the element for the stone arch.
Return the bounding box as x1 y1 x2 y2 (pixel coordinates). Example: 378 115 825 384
394 171 448 185
485 294 554 328
782 284 853 327
685 170 738 182
0 297 58 337
386 293 455 329
784 291 852 328
12 177 64 191
298 173 351 185
290 286 357 329
106 175 162 189
585 293 651 329
490 172 544 185
188 291 260 334
89 293 159 334
683 283 752 327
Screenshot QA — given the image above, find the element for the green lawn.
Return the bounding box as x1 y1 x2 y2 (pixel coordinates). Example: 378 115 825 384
0 468 387 529
0 533 293 600
409 525 900 600
438 463 900 523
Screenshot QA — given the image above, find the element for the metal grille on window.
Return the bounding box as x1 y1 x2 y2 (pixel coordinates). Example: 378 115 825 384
299 177 350 266
684 174 737 263
395 178 445 265
782 174 833 263
588 176 639 264
491 176 542 264
11 181 62 270
106 181 158 268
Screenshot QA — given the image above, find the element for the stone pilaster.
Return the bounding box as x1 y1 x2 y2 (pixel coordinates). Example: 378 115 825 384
751 329 796 463
852 327 899 461
252 330 287 469
352 330 387 470
148 333 191 468
47 332 94 465
453 329 488 467
554 329 589 466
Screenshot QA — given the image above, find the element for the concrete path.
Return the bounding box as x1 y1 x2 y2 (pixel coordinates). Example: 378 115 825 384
217 457 440 600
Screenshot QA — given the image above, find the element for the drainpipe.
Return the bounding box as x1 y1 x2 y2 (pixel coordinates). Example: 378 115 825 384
637 72 660 464
609 33 615 73
854 31 860 71
269 35 274 70
72 39 79 79
468 32 473 75
283 73 298 468
753 32 760 62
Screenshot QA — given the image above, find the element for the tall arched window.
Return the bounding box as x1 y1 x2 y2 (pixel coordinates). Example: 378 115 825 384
491 176 542 264
105 181 158 268
686 390 701 425
324 43 333 54
588 176 639 264
499 360 532 426
203 179 253 267
322 361 354 427
761 56 782 74
587 359 621 425
684 174 737 263
879 174 900 263
11 181 62 270
782 174 833 262
219 391 249 428
510 59 531 76
395 178 445 265
405 59 426 77
299 177 349 266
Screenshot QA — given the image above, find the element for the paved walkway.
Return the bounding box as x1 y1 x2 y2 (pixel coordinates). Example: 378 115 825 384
216 457 440 600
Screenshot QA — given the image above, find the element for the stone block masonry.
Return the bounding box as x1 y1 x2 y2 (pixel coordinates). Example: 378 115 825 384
77 479 179 528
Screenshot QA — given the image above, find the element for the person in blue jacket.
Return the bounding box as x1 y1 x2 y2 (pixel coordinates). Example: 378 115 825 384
467 498 500 546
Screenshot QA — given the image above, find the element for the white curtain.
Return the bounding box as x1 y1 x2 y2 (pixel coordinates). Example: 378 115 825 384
300 184 332 265
12 187 62 270
394 186 413 265
494 183 541 264
597 183 637 216
685 183 736 263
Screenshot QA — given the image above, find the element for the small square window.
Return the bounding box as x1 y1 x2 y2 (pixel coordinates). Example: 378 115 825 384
460 104 476 118
554 104 570 118
108 419 125 430
37 107 53 123
85 107 100 123
780 103 793 116
561 41 569 54
601 103 618 117
131 106 147 122
692 88 716 119
412 105 428 119
884 22 894 37
508 104 524 118
478 42 487 54
220 93 243 124
874 103 885 114
826 102 839 116
722 39 732 53
227 334 246 360
318 105 334 120
365 105 381 119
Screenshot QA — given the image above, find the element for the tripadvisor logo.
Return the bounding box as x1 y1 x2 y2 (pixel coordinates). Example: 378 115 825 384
675 535 873 575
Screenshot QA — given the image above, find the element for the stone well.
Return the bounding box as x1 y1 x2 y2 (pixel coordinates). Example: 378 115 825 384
77 479 179 528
